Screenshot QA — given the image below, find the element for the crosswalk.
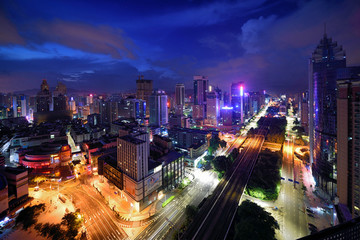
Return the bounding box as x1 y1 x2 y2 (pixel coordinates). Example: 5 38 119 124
86 212 123 240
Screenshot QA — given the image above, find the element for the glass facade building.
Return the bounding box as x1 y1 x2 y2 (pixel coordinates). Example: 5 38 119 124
309 33 346 197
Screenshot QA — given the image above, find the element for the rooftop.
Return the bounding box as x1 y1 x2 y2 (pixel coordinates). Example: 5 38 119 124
119 135 146 145
157 151 184 165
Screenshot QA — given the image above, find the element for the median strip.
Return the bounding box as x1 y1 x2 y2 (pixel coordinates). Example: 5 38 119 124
162 196 175 208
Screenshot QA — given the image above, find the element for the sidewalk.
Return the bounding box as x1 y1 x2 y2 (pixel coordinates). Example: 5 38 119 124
299 161 337 230
88 175 176 223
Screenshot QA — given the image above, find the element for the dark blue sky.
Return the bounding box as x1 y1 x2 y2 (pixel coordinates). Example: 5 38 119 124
0 0 359 94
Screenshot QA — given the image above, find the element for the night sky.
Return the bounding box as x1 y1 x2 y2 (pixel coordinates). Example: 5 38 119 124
1 0 359 94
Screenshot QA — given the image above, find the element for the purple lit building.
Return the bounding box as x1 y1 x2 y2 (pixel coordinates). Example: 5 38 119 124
309 33 346 197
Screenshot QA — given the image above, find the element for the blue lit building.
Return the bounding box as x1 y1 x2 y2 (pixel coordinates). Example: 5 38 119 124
231 82 244 123
309 33 346 197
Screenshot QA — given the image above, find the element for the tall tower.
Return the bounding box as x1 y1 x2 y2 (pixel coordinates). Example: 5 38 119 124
231 82 244 123
337 67 360 218
175 83 185 106
149 90 168 127
36 79 51 112
206 91 220 126
136 76 153 116
193 76 208 105
309 32 346 197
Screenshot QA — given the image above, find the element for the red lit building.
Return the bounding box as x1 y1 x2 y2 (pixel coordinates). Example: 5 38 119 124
19 142 72 176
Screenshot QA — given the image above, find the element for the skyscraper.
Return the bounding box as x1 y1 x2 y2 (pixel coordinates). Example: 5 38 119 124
36 79 51 112
149 90 168 127
309 33 346 196
118 98 146 119
20 96 27 117
175 83 185 106
206 91 220 126
337 67 360 218
193 76 208 105
231 82 244 123
136 76 153 116
117 134 149 181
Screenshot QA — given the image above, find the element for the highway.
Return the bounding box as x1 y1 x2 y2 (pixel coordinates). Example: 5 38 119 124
182 134 265 240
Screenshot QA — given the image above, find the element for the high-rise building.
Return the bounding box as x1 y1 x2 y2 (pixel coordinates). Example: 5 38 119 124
337 67 360 218
20 96 27 117
36 79 51 112
309 33 346 196
193 76 208 119
12 96 18 117
175 84 185 106
149 90 168 127
117 134 149 181
206 91 220 126
118 98 146 119
300 91 309 133
221 106 233 126
136 77 153 116
193 76 208 105
53 82 68 112
231 82 244 123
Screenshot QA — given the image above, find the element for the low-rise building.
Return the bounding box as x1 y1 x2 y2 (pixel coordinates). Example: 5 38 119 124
189 142 207 159
18 141 72 177
168 127 210 149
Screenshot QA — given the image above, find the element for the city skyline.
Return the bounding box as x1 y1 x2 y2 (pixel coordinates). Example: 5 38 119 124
2 1 360 240
1 0 359 93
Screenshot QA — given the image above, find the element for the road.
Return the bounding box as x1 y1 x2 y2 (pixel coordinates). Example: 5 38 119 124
62 183 128 240
278 138 308 239
134 170 219 240
182 134 265 240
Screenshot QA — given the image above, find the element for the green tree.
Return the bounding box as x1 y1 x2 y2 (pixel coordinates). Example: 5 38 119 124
212 155 231 174
233 200 279 240
229 148 239 162
185 205 198 222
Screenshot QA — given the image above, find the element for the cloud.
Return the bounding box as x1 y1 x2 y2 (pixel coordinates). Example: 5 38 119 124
199 36 231 51
200 0 360 93
146 0 267 27
0 10 25 45
0 57 140 92
239 15 276 54
35 20 136 60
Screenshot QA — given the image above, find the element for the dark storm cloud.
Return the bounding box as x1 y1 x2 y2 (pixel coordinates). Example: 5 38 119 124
34 20 136 60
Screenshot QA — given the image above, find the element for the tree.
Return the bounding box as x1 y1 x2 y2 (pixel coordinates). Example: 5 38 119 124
219 140 227 149
212 156 231 174
61 211 83 239
233 200 279 240
32 175 47 185
229 148 239 162
185 205 198 222
16 203 45 230
208 135 221 156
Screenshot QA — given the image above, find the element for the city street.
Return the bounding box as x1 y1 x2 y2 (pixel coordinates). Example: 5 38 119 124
182 134 265 240
277 138 308 239
134 169 219 240
62 184 128 240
